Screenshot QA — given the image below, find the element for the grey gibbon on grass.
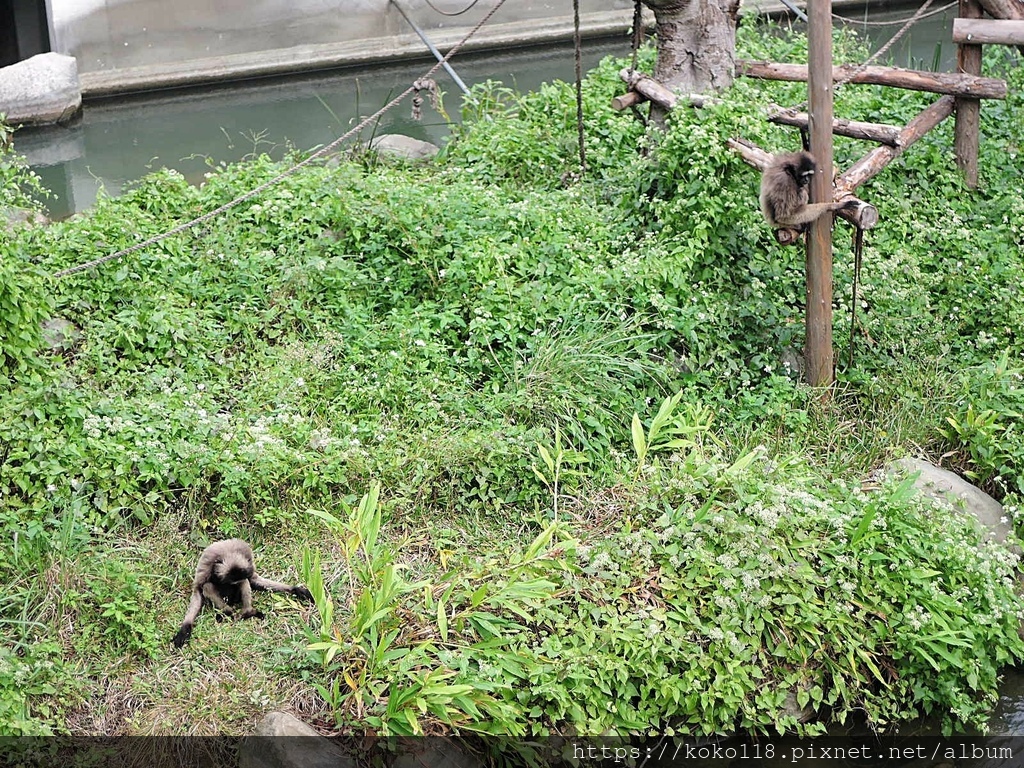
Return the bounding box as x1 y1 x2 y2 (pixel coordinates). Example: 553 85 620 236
172 538 314 648
760 150 858 231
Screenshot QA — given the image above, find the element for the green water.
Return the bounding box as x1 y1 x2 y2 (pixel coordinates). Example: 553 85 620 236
16 39 625 218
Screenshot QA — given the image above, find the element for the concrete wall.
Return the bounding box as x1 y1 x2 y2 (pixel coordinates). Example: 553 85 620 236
45 0 637 94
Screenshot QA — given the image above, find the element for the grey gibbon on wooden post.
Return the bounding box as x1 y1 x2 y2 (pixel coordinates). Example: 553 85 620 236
760 151 858 231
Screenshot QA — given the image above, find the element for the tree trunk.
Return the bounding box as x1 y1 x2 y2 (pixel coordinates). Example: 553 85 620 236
641 0 741 122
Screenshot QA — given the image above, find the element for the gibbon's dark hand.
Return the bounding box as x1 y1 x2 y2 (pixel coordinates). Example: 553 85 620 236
172 626 191 648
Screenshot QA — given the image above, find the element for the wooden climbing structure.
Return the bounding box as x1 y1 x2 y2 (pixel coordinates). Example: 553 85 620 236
613 0 1020 387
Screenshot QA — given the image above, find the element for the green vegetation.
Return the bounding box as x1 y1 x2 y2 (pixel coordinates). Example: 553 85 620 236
1 23 1023 743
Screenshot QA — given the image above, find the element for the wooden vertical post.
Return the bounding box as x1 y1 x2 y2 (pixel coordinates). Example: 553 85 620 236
955 0 984 188
805 0 835 387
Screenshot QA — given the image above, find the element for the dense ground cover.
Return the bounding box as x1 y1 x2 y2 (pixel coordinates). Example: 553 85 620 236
1 23 1023 743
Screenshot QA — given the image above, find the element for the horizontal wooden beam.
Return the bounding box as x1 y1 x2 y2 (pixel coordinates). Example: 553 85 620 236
619 68 677 110
617 69 714 110
727 137 773 168
768 105 903 146
738 60 1007 99
953 18 1024 44
611 91 645 111
836 95 956 195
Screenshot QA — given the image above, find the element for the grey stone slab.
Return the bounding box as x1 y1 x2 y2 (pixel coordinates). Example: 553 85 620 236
0 53 82 126
891 457 1014 548
371 133 440 161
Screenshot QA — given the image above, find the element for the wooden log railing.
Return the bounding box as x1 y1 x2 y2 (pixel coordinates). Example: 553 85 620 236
767 106 903 146
955 0 984 189
976 0 1024 20
953 18 1024 44
836 96 956 195
611 91 645 111
613 69 713 111
737 60 1007 99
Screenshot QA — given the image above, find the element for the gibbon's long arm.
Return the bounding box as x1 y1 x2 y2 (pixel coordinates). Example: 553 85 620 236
251 574 313 603
172 588 204 648
773 200 857 228
236 578 261 620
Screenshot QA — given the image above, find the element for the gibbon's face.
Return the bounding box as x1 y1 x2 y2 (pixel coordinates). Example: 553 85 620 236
788 154 816 189
215 555 253 584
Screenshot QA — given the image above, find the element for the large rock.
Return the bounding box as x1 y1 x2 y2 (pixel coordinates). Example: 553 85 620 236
238 712 355 768
0 54 82 126
370 134 440 162
889 457 1014 548
239 712 482 768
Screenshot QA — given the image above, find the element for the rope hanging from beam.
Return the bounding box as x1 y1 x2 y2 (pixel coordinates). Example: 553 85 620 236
573 0 587 173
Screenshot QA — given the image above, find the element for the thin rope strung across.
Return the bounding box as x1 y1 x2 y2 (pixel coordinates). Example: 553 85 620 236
53 0 509 279
832 1 956 28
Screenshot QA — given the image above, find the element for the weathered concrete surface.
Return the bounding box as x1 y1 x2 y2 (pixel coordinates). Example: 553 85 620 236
52 0 869 98
371 134 440 161
0 53 82 126
238 712 355 768
76 11 639 97
890 457 1015 548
